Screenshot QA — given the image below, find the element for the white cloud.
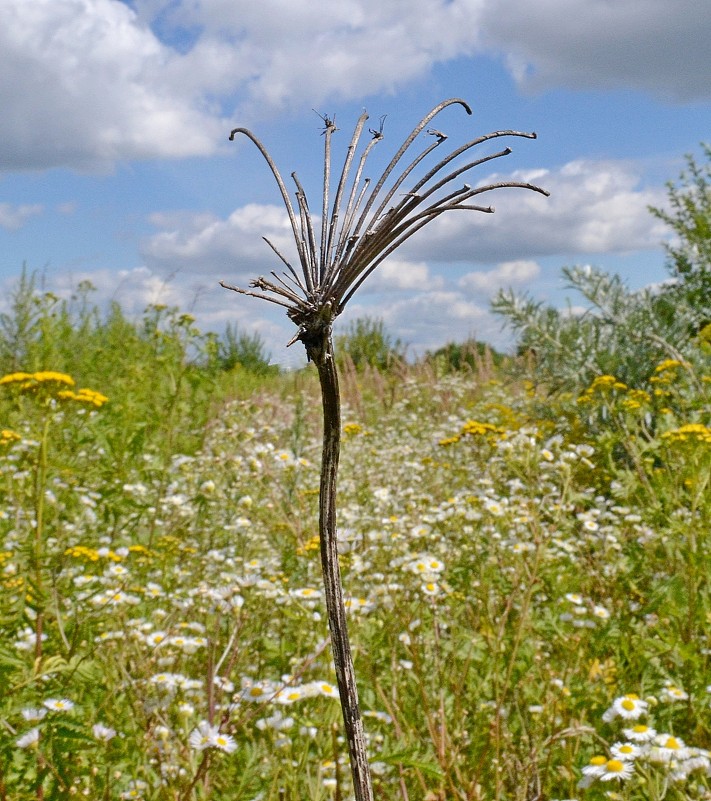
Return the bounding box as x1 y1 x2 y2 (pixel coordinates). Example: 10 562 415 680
458 260 540 294
480 0 711 100
146 0 483 112
0 202 43 230
140 157 668 300
142 204 299 278
400 159 668 264
2 0 707 175
14 264 301 365
344 290 491 354
358 258 443 293
0 0 228 171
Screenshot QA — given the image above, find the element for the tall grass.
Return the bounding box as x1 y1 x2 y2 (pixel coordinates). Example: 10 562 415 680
1 271 709 800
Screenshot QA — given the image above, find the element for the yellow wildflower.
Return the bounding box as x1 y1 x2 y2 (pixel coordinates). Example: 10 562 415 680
0 372 34 385
32 371 75 386
64 545 101 561
661 424 711 445
57 388 109 408
0 429 21 446
461 420 505 437
654 359 686 373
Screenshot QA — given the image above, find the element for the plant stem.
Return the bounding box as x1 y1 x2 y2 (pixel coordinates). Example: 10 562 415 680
33 415 51 663
305 324 374 801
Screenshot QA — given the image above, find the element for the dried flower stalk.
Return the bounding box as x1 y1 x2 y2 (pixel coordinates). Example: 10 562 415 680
222 98 548 800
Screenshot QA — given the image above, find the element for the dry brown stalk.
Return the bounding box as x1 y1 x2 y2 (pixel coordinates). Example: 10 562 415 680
222 99 548 800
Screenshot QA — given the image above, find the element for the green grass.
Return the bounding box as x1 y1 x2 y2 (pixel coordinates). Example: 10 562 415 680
0 294 710 801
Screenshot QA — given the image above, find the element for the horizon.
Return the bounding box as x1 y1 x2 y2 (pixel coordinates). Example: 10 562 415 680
1 0 709 366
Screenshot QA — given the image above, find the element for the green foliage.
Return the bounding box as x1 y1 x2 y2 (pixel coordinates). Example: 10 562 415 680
426 338 503 373
493 148 711 395
334 316 404 371
0 283 710 799
214 323 277 375
0 338 710 800
493 265 703 393
1 148 711 799
0 270 284 462
649 143 711 319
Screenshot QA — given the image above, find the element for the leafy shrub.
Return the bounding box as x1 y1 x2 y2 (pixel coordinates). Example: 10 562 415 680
213 323 276 375
492 264 701 392
426 338 503 374
649 142 711 321
335 316 405 371
0 270 244 459
493 147 711 394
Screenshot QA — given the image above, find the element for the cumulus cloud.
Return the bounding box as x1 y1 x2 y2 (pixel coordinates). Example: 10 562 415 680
358 258 443 293
143 0 482 112
0 0 229 171
141 204 299 278
135 0 711 111
400 159 668 264
0 202 43 230
140 158 667 291
345 290 490 354
11 264 298 365
480 0 711 100
458 260 540 295
2 0 707 174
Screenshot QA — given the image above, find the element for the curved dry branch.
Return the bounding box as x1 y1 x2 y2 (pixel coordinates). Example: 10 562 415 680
325 111 371 272
291 172 318 292
349 98 472 241
229 127 311 289
407 130 537 198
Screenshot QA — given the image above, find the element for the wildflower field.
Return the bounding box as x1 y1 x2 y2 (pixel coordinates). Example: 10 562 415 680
0 271 710 801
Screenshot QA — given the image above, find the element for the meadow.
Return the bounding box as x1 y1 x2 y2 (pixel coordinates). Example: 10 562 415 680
0 267 710 801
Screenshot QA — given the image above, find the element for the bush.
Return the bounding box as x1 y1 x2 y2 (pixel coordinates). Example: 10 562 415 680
492 265 701 392
214 323 276 375
492 147 711 395
334 316 405 371
426 338 503 374
649 142 711 322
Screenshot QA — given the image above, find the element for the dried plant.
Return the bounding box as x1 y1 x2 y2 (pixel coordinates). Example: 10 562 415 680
221 98 548 800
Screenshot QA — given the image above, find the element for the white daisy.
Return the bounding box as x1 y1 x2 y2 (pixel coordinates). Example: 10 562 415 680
289 587 321 600
92 723 117 742
648 734 690 763
610 741 642 760
238 681 277 702
274 687 305 705
661 684 689 702
303 680 338 699
21 708 47 722
212 732 237 753
600 758 634 781
188 721 218 752
580 755 607 786
145 631 168 647
43 698 74 712
16 728 40 748
623 723 657 742
602 694 648 722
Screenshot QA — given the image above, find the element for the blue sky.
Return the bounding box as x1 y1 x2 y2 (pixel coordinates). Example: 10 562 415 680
1 0 710 364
